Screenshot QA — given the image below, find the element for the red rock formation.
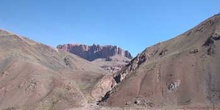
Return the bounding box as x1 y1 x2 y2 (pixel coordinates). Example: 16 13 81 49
57 44 132 61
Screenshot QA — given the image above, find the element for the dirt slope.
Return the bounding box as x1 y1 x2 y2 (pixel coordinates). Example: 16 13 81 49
0 30 107 110
101 14 220 109
91 55 131 73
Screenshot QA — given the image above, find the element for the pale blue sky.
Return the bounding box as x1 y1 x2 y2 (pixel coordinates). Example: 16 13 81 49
0 0 220 56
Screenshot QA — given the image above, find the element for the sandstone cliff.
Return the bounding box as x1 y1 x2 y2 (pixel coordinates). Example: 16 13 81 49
57 44 133 73
57 44 132 61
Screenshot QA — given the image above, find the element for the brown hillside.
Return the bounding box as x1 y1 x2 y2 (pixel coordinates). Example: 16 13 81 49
0 30 107 110
101 14 220 109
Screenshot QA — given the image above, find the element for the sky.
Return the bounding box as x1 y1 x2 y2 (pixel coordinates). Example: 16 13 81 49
0 0 220 56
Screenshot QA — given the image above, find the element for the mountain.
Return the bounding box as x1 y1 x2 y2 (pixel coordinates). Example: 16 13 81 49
57 44 133 73
0 29 108 110
2 14 220 110
57 44 132 61
99 14 220 109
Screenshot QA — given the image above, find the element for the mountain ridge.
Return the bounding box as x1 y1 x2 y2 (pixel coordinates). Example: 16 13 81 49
57 44 133 61
0 29 108 110
57 43 133 73
98 14 220 109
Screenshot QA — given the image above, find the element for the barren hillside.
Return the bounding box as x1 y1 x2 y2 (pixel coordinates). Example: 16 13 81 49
99 14 220 109
1 14 220 110
0 30 108 110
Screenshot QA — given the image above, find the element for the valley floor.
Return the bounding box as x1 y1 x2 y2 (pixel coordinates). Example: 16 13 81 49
71 104 220 110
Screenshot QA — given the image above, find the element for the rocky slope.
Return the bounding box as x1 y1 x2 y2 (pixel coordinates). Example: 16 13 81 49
98 14 220 109
0 29 108 110
57 44 132 73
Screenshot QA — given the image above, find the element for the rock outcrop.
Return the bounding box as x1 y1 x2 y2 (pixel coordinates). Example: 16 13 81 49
57 44 133 73
57 44 132 61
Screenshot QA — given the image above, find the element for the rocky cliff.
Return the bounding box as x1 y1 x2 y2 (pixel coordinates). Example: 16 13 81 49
57 44 132 61
57 44 133 73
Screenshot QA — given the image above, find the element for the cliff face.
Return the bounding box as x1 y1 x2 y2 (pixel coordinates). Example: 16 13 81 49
57 44 132 61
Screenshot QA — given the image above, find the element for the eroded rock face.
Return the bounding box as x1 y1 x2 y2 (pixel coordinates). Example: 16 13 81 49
57 44 133 73
57 44 132 61
91 75 116 103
